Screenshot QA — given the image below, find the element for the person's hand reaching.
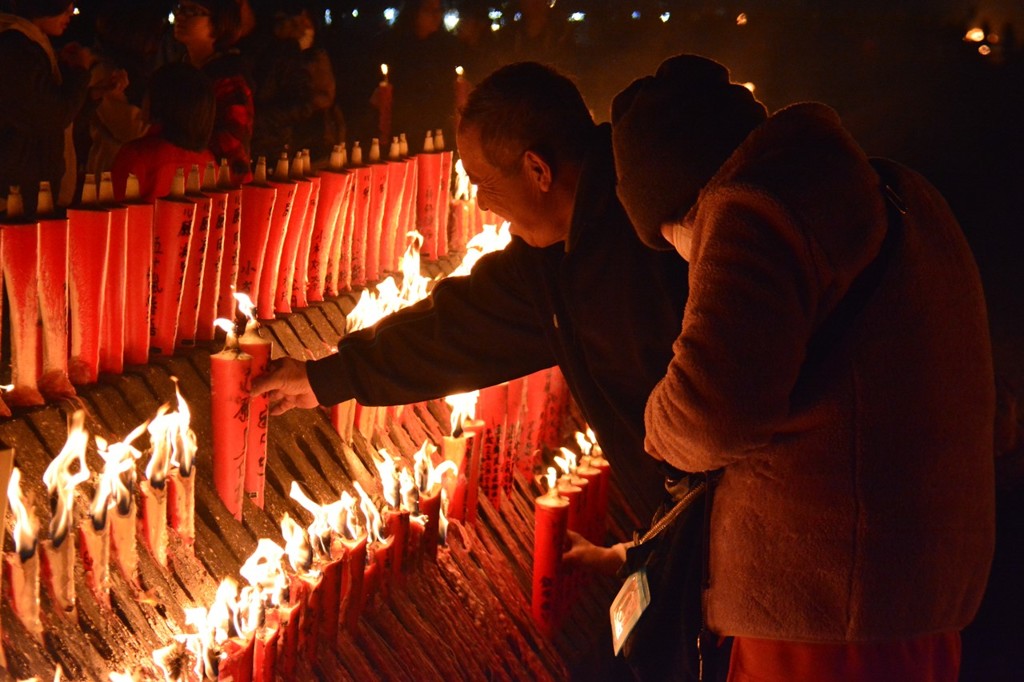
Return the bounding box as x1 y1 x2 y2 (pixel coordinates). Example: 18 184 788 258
251 357 320 415
562 530 629 577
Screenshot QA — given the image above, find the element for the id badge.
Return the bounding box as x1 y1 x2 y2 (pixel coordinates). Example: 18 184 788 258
610 567 651 656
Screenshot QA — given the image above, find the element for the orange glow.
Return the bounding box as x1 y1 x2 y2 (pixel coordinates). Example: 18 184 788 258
281 513 314 573
964 27 985 42
736 13 747 26
979 44 992 55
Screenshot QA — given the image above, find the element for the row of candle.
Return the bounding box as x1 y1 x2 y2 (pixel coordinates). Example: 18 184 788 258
0 127 484 417
532 429 611 636
2 383 198 650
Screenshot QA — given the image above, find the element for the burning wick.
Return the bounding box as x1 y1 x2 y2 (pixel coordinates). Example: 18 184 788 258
8 468 38 560
43 410 90 548
380 63 389 82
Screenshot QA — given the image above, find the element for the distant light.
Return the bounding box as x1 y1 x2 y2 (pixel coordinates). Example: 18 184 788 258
631 11 641 20
168 11 175 24
514 12 522 22
964 27 984 42
569 11 585 22
491 22 501 32
742 82 756 93
352 9 359 19
736 13 747 26
978 44 992 55
488 10 503 21
384 7 397 25
324 9 332 25
660 12 671 23
444 10 460 32
988 32 1000 44
73 6 80 15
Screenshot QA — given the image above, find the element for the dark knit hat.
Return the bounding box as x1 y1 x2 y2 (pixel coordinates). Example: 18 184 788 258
14 0 73 19
612 54 767 250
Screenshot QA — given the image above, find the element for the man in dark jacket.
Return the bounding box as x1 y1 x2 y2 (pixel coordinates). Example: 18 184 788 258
253 62 689 520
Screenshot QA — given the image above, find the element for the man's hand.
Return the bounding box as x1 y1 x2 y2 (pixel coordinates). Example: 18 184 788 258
562 530 628 577
251 358 320 415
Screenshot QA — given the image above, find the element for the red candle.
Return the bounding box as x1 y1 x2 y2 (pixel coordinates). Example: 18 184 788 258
236 158 277 311
196 166 229 342
210 325 253 521
277 574 311 677
78 518 110 608
349 161 373 288
274 154 312 315
376 64 393 143
122 182 154 366
437 148 454 258
454 66 470 123
291 164 321 309
307 149 350 302
253 609 281 682
0 221 44 405
418 487 442 561
380 141 406 274
384 509 409 585
396 155 418 271
150 170 195 356
176 166 212 346
258 155 296 320
576 460 605 544
167 464 195 548
215 164 243 320
415 141 443 261
476 383 509 507
237 300 271 509
98 173 129 374
532 469 569 636
36 189 74 400
218 635 254 682
67 178 112 382
336 534 367 633
139 479 168 568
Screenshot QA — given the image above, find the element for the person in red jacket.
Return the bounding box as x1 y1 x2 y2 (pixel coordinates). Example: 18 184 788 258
111 63 215 202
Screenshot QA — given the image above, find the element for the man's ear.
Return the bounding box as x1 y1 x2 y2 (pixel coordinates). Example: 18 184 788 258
522 150 553 192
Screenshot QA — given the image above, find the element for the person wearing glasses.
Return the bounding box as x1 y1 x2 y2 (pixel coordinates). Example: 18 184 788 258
172 0 253 184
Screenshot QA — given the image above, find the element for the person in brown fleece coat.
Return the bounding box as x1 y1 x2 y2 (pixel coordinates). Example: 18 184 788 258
611 55 996 681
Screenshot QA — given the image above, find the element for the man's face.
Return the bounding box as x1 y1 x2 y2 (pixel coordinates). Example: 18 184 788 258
456 123 566 248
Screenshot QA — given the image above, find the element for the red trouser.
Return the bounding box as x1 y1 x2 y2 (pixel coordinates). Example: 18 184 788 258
727 631 961 682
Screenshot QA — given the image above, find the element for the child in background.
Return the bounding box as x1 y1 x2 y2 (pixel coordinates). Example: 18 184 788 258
111 62 215 202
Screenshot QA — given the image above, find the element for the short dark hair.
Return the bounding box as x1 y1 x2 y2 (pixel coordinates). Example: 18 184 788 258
147 63 215 152
12 0 72 19
459 62 595 176
192 0 242 49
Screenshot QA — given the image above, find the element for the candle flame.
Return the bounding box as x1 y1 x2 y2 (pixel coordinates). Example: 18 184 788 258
108 670 138 681
7 468 38 559
399 467 418 512
449 222 512 276
94 431 142 520
289 481 334 559
444 390 479 436
240 538 288 607
381 63 389 78
354 481 385 543
171 377 198 476
339 490 362 540
399 231 429 303
428 460 458 492
545 466 557 493
555 447 578 476
965 27 985 42
213 317 237 344
454 159 471 201
373 448 402 509
281 512 314 574
456 65 464 77
234 288 260 329
42 410 91 547
438 488 450 544
574 431 593 456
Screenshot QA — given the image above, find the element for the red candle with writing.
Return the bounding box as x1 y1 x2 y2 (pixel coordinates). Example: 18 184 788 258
239 320 271 508
532 472 569 636
150 171 194 356
210 331 253 520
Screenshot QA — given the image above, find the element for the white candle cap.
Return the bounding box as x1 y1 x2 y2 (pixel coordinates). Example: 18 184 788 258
186 164 201 193
202 162 217 190
81 173 98 205
170 168 186 197
254 156 267 183
5 185 23 218
369 138 380 162
274 152 290 180
37 181 54 214
125 174 140 201
351 141 363 166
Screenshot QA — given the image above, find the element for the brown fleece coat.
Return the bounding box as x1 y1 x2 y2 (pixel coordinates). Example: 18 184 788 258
644 103 995 642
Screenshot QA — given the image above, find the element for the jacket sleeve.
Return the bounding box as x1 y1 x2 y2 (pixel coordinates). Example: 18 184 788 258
307 242 556 406
0 34 89 133
644 187 826 471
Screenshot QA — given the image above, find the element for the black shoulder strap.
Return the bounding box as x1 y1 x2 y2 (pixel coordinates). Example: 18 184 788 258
804 160 906 367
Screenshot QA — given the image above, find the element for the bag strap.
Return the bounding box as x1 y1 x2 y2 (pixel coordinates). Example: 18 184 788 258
804 160 906 367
